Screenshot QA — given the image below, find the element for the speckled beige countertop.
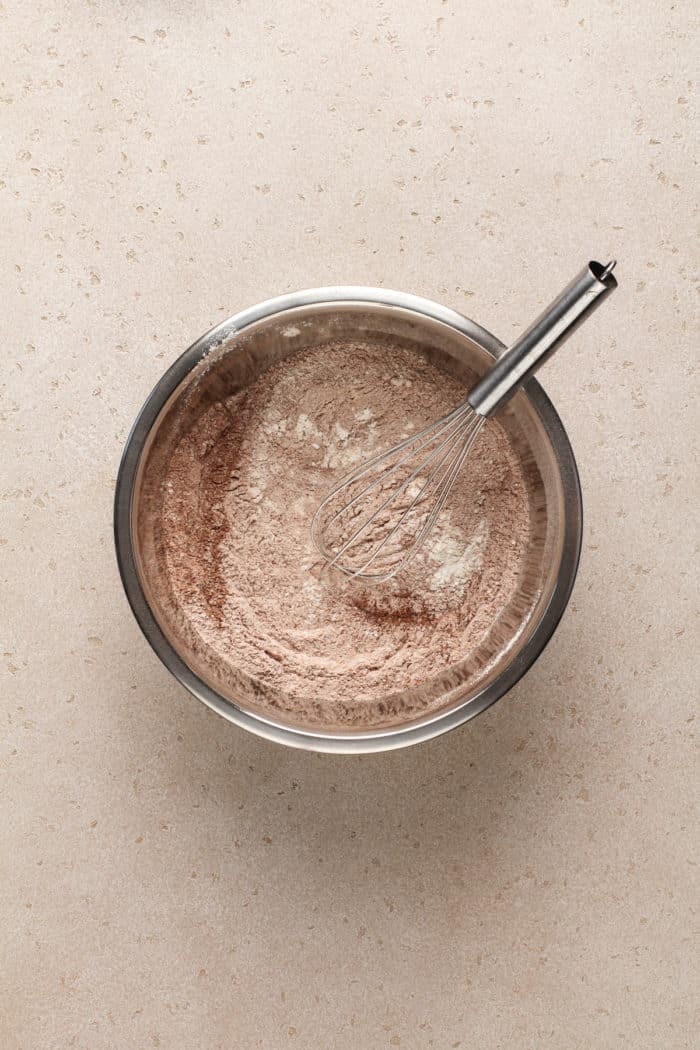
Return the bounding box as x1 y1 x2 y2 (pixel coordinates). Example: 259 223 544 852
2 2 698 1048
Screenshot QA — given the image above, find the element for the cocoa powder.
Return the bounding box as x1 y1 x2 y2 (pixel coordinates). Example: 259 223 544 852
154 339 538 728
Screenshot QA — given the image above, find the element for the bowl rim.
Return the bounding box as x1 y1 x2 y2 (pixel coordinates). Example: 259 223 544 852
114 286 582 753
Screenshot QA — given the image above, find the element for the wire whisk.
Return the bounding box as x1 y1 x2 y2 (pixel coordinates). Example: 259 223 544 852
312 260 617 582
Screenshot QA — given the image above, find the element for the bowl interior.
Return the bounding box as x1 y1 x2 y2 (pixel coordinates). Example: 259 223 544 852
129 301 571 737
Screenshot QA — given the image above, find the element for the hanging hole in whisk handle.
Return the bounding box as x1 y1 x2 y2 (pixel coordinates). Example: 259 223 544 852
590 259 618 286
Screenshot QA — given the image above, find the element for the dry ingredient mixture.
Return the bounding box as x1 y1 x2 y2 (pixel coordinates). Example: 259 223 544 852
155 339 536 728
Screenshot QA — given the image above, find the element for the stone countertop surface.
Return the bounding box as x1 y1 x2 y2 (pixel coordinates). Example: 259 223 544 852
2 2 697 1048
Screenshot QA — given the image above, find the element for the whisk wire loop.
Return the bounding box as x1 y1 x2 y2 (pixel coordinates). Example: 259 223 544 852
313 401 473 536
311 403 484 581
346 412 484 579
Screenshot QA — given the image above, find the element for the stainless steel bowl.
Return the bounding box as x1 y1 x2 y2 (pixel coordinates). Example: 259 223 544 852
114 288 582 753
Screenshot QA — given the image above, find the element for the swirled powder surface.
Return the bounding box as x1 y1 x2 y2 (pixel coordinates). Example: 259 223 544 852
158 340 534 728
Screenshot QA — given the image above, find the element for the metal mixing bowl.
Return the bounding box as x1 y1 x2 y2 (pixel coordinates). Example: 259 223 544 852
114 288 582 753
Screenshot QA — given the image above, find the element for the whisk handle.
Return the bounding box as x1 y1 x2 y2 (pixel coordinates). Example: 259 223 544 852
467 259 617 418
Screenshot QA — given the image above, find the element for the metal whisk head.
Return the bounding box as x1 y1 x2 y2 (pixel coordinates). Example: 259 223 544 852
311 259 617 583
311 404 485 582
